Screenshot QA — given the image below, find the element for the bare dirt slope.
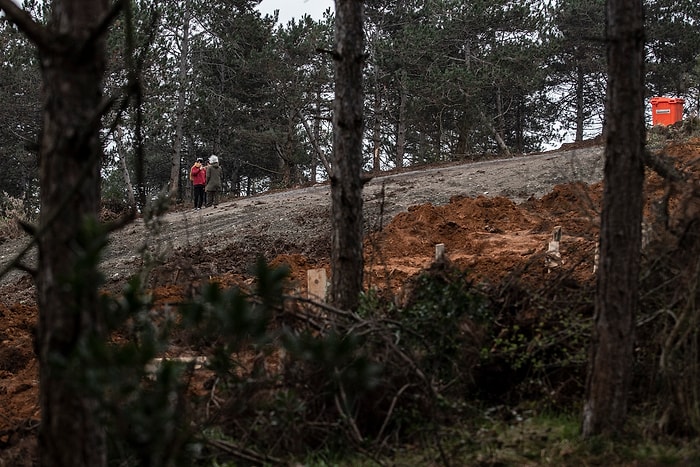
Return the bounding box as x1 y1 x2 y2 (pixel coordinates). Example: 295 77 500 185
0 143 605 291
107 144 605 283
0 143 606 452
2 131 699 464
0 141 623 462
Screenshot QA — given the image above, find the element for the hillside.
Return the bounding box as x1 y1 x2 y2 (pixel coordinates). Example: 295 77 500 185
1 135 699 464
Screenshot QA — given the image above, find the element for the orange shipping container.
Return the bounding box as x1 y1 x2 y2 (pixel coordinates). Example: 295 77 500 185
650 97 684 126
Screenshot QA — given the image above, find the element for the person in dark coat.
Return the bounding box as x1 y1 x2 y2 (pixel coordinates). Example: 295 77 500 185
205 155 222 207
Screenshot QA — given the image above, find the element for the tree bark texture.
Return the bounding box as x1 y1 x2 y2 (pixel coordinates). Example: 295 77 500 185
582 0 645 437
36 1 110 465
171 3 191 199
372 62 382 173
396 71 407 169
575 65 585 142
330 0 365 311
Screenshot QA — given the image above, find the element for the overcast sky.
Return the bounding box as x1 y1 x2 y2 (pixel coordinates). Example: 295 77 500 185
256 0 334 24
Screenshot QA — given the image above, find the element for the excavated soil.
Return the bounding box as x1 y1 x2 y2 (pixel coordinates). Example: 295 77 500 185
1 136 699 462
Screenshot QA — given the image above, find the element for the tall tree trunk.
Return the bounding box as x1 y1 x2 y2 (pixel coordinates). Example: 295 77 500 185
480 110 511 157
216 63 225 153
496 87 507 146
312 90 322 183
278 116 298 188
395 71 407 169
576 63 585 141
116 126 136 208
302 114 332 176
170 2 190 199
515 98 524 153
582 0 645 437
330 0 365 311
372 65 382 173
0 0 114 465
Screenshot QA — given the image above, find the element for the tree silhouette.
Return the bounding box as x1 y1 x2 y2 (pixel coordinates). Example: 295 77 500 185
582 0 645 437
0 1 121 464
329 0 365 311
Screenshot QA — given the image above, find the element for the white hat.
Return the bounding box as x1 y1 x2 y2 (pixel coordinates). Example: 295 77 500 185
209 155 218 164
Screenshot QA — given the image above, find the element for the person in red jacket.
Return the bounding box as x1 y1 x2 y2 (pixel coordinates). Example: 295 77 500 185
190 157 207 210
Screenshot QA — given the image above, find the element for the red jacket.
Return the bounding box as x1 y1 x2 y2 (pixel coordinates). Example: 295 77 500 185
190 164 206 185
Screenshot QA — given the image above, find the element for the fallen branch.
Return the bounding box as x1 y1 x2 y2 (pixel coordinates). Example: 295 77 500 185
205 438 283 466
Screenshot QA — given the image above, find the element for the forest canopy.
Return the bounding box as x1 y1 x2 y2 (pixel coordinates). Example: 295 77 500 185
0 0 698 213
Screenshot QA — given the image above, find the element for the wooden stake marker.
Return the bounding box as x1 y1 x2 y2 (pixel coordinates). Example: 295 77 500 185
435 243 445 261
307 268 327 302
545 226 563 272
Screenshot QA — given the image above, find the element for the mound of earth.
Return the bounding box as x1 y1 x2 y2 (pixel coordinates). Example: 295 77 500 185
2 137 699 462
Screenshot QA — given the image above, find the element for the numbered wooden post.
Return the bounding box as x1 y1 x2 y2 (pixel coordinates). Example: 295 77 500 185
307 268 328 302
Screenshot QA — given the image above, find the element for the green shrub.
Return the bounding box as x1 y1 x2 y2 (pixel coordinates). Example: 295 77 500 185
397 261 492 388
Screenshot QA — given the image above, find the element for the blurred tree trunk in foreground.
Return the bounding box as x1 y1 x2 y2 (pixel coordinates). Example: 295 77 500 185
0 0 111 465
329 0 365 311
582 0 645 437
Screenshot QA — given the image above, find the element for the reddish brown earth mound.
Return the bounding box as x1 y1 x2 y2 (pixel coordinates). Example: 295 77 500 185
1 137 699 462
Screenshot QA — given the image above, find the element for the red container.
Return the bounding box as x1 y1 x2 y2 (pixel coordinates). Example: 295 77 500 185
650 97 685 126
